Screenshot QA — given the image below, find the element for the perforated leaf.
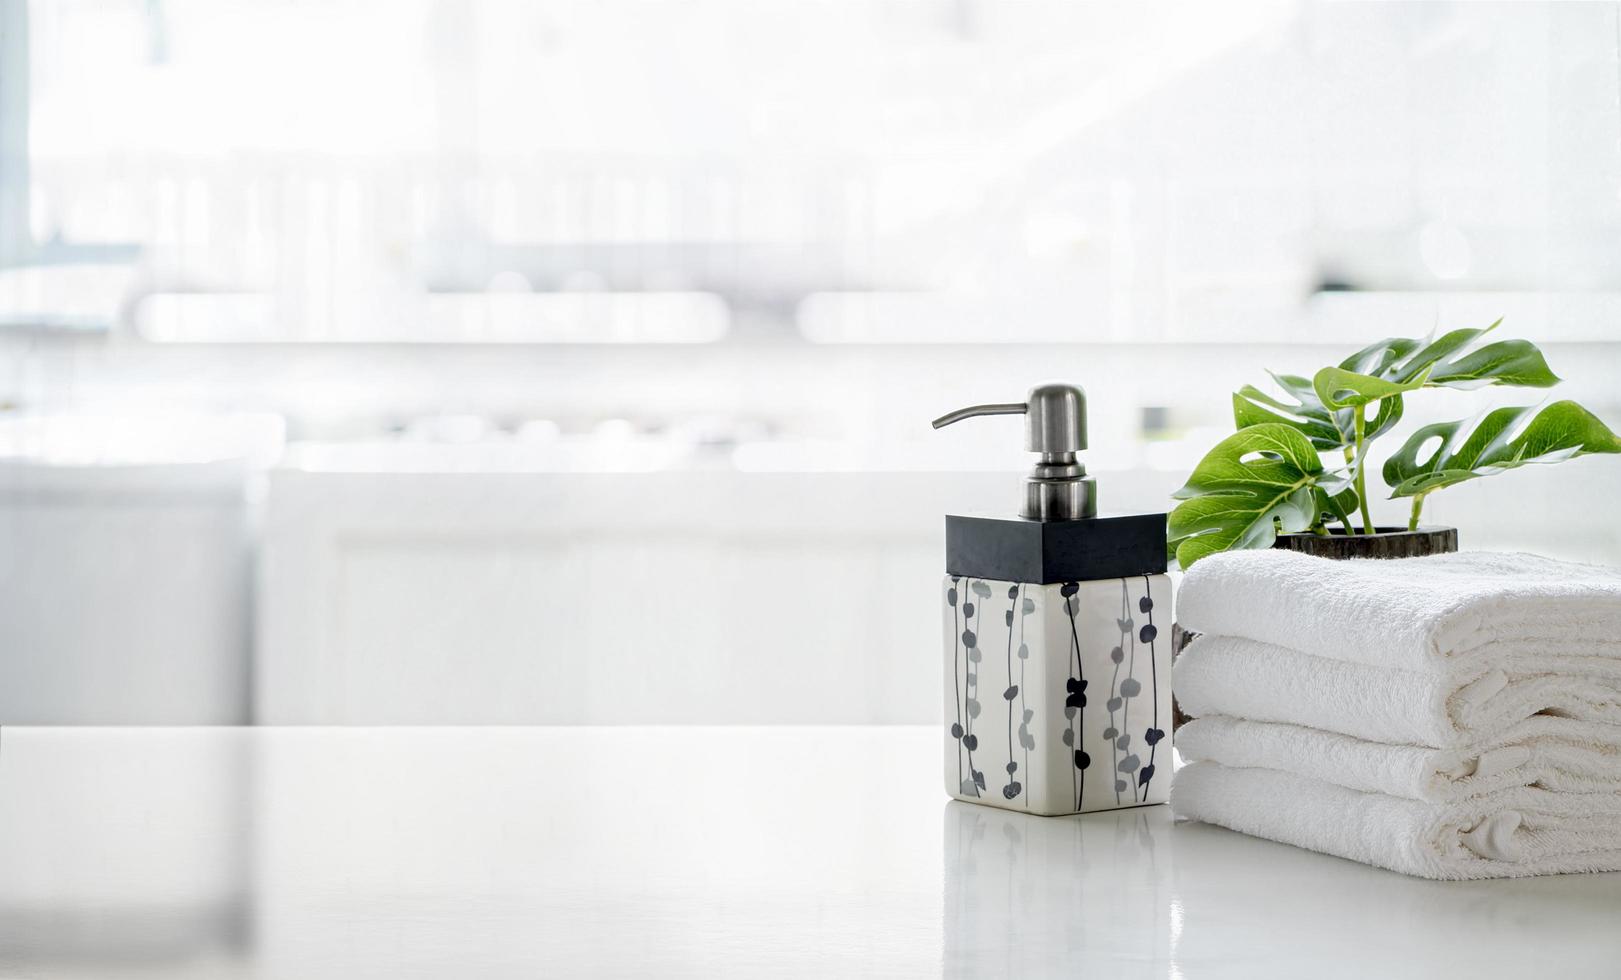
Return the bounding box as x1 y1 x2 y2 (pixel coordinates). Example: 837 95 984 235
1168 424 1325 568
1382 401 1621 498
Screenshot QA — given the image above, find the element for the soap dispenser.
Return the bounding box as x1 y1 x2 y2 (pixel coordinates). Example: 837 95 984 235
934 383 1171 815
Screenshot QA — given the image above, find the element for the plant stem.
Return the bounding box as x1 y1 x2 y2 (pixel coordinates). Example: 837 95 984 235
1408 492 1426 532
1353 405 1374 535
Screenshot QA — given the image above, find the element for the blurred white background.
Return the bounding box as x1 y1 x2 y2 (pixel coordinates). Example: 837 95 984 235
3 0 1621 724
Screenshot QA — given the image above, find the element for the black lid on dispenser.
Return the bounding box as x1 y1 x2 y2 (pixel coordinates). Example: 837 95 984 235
933 383 1166 583
944 513 1166 584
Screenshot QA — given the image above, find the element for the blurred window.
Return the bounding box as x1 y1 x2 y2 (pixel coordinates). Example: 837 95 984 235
1 1 1616 342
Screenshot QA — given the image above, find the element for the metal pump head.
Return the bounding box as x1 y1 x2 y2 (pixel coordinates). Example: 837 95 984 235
932 383 1097 521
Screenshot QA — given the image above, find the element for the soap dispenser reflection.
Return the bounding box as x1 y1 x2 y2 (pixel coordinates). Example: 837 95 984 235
933 383 1172 815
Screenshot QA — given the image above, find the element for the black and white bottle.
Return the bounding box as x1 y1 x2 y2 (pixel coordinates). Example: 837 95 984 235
934 384 1172 815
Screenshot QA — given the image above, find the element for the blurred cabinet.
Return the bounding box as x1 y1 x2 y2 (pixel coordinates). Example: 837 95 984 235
0 462 252 724
257 456 1621 725
256 468 1004 724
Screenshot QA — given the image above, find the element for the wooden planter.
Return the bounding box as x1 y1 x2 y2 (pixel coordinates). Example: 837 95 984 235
1272 525 1459 560
1171 526 1459 730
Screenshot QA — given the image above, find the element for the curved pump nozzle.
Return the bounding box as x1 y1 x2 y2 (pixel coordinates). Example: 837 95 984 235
930 402 1028 430
932 384 1096 521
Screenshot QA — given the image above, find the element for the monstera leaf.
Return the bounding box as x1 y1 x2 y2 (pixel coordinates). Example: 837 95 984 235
1339 320 1559 390
1312 366 1431 412
1424 338 1558 388
1234 370 1407 450
1168 423 1328 568
1235 367 1416 456
1232 376 1343 449
1236 322 1558 452
1382 400 1621 498
1337 335 1422 377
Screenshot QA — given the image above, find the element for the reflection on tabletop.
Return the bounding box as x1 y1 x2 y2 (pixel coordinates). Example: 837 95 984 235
0 727 1618 979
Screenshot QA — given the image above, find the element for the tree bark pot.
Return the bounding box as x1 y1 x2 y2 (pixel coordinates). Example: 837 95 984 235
1272 525 1459 560
1171 526 1459 730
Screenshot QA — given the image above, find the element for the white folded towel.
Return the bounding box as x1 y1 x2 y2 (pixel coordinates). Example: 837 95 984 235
1175 633 1621 746
1176 550 1621 673
1172 761 1621 879
1177 714 1621 802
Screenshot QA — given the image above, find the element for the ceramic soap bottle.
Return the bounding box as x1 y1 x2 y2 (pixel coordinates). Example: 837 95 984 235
933 383 1171 815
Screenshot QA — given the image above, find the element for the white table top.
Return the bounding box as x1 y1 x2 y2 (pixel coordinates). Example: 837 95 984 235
1 726 1617 979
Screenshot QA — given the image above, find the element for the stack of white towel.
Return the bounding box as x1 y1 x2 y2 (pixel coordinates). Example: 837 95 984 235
1171 549 1621 880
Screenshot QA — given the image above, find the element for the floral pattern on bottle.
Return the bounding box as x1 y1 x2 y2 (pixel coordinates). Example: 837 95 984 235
943 573 1170 815
947 576 989 797
1060 581 1089 810
1014 590 1036 786
1138 575 1165 793
947 577 974 797
1001 583 1024 800
1104 583 1128 804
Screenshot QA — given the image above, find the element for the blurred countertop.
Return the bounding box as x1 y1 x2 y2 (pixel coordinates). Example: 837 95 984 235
1 726 1618 979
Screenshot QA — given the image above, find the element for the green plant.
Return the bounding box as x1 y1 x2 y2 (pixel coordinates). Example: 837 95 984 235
1167 320 1621 567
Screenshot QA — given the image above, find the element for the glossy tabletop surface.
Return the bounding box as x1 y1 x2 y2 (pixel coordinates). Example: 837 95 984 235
1 726 1618 979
